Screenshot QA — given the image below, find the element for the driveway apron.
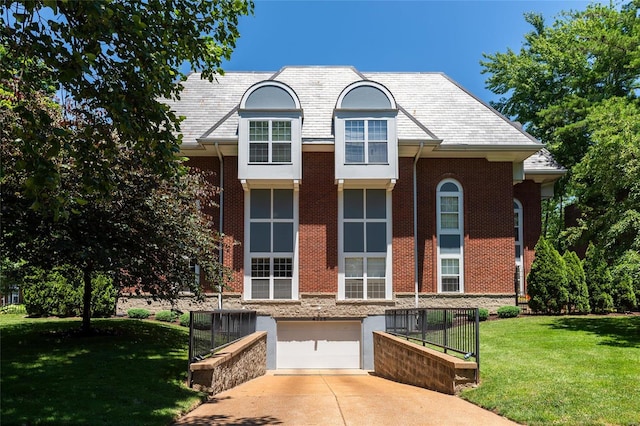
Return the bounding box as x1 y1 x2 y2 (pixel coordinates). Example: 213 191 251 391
174 371 519 426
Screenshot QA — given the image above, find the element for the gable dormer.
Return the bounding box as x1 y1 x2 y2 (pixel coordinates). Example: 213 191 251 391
238 81 302 190
334 81 398 189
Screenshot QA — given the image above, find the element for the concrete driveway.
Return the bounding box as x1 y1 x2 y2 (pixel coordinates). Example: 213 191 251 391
174 370 518 426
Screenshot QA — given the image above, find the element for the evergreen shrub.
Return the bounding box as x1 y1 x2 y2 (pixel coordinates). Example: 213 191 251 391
425 310 454 326
467 308 489 321
613 250 640 311
497 305 521 318
584 243 615 313
155 310 178 322
564 250 590 313
179 312 190 327
527 237 569 313
22 266 115 317
127 308 150 319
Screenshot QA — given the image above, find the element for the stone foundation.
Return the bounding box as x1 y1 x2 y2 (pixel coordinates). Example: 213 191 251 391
117 292 514 317
373 331 477 395
189 331 267 395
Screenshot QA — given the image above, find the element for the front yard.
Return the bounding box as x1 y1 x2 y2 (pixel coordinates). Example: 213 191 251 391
0 314 204 426
2 312 639 425
461 315 640 425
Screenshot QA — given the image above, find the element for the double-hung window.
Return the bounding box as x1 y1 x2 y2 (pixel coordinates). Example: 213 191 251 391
437 180 464 293
249 189 295 299
342 189 389 299
345 120 388 164
249 120 292 163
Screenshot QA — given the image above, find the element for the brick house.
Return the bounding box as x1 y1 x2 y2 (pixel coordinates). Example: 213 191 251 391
119 66 564 369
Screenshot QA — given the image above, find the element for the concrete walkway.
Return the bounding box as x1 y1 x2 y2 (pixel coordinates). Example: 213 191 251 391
174 370 519 426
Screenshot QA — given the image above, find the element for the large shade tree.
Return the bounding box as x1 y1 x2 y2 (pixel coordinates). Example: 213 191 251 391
481 1 640 261
1 0 253 216
1 0 252 331
1 90 228 332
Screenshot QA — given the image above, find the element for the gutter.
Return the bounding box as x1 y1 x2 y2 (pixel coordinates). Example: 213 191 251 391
214 142 224 310
413 142 425 308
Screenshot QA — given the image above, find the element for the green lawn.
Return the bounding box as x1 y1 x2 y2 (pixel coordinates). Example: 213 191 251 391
0 314 204 426
461 315 640 425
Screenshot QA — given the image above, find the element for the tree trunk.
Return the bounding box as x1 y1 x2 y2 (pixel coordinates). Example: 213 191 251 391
82 266 93 334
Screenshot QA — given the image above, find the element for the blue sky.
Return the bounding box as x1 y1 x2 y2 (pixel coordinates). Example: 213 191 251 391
218 0 593 103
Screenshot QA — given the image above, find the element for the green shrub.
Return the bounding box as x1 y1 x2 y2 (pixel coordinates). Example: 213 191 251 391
0 304 27 315
497 305 521 318
90 274 117 317
564 250 590 314
527 237 569 314
179 312 190 327
425 310 454 326
467 308 489 321
127 308 150 319
584 243 614 313
613 250 640 311
22 266 116 318
478 308 489 321
155 310 177 322
613 274 637 312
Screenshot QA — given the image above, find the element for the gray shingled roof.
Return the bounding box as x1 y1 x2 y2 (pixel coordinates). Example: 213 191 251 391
167 66 564 173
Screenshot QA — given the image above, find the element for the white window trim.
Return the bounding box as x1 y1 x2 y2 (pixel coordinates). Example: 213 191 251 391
338 188 393 300
243 189 299 300
248 119 293 164
436 179 464 293
344 119 389 165
514 198 524 294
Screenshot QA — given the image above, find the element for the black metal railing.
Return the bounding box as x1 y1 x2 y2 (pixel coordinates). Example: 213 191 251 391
188 310 256 370
385 308 480 372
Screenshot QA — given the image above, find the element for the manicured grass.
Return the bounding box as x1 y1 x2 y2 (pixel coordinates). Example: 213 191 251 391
0 314 204 425
461 315 640 425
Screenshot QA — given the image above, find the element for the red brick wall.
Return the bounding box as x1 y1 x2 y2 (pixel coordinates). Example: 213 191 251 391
392 158 416 292
514 180 542 290
299 152 338 293
187 156 540 297
185 156 245 293
185 157 221 293
222 158 245 292
416 159 514 294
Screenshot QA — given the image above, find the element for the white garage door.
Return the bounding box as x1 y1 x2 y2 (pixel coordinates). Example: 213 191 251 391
277 321 361 369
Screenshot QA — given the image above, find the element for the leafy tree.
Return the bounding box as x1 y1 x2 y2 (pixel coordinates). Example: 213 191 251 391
481 1 640 262
563 250 590 314
1 0 253 216
568 98 640 260
482 2 640 170
527 237 569 314
583 243 615 314
1 91 228 332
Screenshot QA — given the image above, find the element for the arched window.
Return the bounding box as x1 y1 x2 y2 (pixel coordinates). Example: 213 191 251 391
514 199 524 294
437 179 463 293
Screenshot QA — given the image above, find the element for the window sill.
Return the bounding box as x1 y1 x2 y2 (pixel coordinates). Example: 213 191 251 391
337 299 394 305
248 162 293 165
344 163 390 166
243 299 302 304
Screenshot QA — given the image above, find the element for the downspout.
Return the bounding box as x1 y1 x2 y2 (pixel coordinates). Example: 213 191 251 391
413 142 425 308
214 143 224 310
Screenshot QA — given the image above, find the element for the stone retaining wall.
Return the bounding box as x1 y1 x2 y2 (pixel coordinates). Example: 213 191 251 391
117 292 514 317
373 331 477 395
189 331 267 395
